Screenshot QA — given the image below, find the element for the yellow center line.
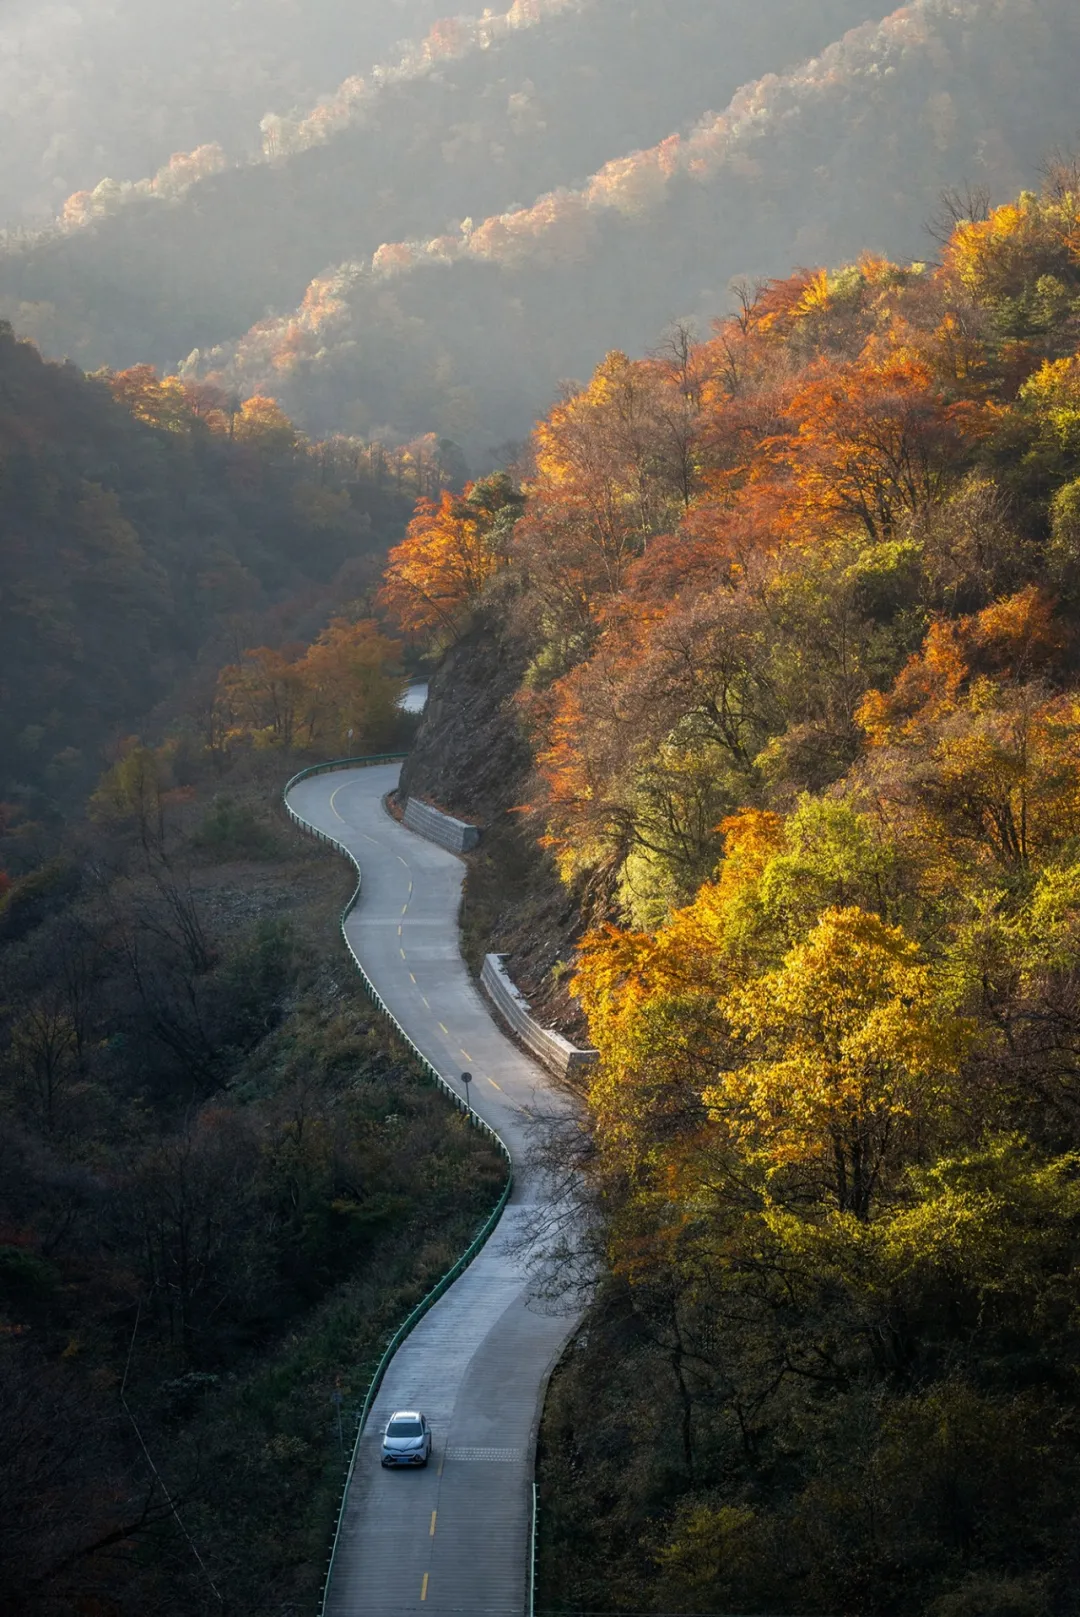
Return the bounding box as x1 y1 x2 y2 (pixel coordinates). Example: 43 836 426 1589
409 972 417 985
438 1022 449 1036
398 924 403 936
429 1509 437 1538
421 996 430 1009
421 1572 429 1602
487 1077 503 1091
329 784 348 822
460 1049 471 1062
400 947 406 959
401 904 409 916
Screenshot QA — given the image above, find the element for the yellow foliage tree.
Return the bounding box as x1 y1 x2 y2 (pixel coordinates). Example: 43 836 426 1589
89 740 192 850
216 646 308 749
300 617 403 753
232 394 299 455
711 906 971 1219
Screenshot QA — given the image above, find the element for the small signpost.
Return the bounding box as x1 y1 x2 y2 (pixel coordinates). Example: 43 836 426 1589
460 1070 472 1110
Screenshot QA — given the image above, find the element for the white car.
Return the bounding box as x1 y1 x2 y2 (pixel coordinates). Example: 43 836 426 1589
381 1410 432 1468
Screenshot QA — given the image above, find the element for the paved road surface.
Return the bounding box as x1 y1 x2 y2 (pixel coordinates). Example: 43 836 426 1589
287 765 579 1617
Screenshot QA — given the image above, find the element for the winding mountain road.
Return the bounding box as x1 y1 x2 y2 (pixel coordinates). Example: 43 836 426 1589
286 764 578 1617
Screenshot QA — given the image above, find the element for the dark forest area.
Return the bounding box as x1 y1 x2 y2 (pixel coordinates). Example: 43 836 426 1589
0 762 505 1614
0 330 505 1616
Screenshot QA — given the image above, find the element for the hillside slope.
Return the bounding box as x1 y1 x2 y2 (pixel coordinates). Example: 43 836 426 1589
0 0 445 226
381 166 1080 1615
0 0 881 374
191 0 1080 452
0 333 414 808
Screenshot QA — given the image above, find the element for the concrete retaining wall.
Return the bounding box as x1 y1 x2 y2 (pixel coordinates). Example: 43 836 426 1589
403 796 481 854
480 953 598 1082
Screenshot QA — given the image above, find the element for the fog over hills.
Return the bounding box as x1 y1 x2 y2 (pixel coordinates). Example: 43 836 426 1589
0 0 871 370
2 0 1078 454
0 0 445 225
196 0 1080 453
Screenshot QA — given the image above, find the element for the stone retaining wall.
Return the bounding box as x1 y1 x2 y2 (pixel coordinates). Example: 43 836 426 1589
480 953 598 1082
403 796 481 853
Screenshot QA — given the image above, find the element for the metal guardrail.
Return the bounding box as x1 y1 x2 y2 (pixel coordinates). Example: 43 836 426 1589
283 754 515 1617
529 1481 538 1617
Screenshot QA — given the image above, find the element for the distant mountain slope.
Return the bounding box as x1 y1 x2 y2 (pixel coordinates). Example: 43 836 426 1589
189 0 1080 452
0 0 445 226
49 0 582 236
0 329 413 805
0 0 874 372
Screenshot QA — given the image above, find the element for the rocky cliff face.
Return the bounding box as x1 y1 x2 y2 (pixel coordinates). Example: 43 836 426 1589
399 615 532 821
399 616 592 1043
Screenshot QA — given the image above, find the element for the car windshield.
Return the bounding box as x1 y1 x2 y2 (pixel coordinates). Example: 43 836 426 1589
387 1419 423 1437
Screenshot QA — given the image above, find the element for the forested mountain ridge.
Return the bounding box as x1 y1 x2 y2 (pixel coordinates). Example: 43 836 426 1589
0 327 432 812
0 0 873 389
0 0 448 226
390 171 1080 1613
186 0 1080 451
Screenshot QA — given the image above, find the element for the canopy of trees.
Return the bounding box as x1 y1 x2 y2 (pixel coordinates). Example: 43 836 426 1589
399 172 1080 1615
0 328 437 811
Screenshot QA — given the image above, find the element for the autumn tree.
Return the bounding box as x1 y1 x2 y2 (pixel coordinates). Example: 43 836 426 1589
214 619 402 753
89 741 190 853
299 617 403 752
380 473 522 642
216 646 308 750
514 352 704 669
772 342 989 543
713 906 970 1219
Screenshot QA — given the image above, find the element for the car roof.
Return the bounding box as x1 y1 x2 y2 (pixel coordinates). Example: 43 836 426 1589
389 1410 423 1421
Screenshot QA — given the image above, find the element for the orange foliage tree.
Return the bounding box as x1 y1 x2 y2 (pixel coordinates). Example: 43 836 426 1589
513 351 705 660
380 473 522 643
215 620 402 753
769 343 993 543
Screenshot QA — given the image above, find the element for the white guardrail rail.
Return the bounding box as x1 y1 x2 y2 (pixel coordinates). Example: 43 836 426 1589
281 754 515 1617
480 953 598 1082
